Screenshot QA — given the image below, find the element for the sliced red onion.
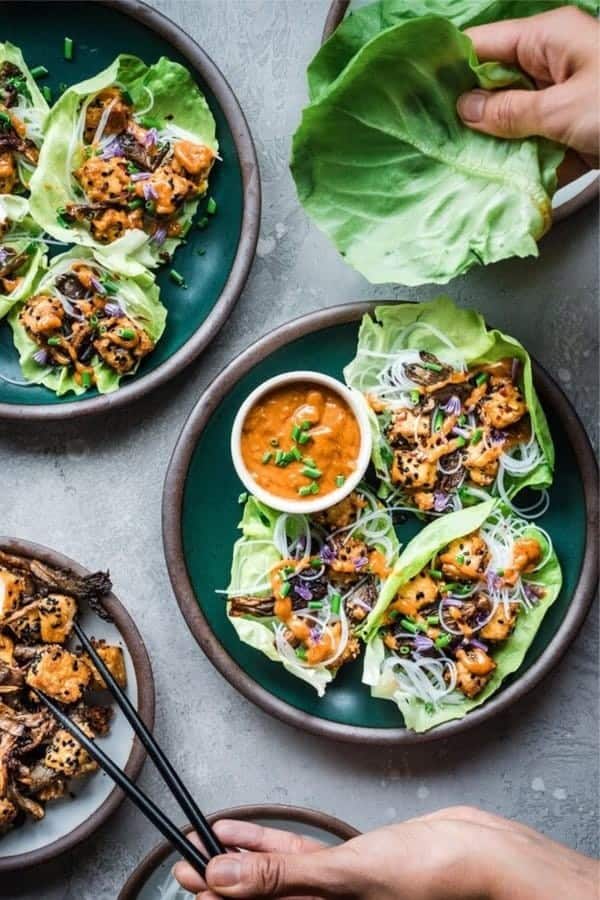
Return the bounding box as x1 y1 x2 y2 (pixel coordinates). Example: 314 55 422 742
0 248 9 265
354 556 369 570
490 428 508 445
443 597 464 608
433 491 450 513
320 545 335 564
33 348 48 366
104 301 124 317
414 635 434 651
101 138 121 159
469 638 489 652
310 626 322 643
441 395 461 415
142 181 158 201
293 582 312 602
152 226 167 246
131 171 151 182
91 277 106 295
145 128 158 147
58 295 86 321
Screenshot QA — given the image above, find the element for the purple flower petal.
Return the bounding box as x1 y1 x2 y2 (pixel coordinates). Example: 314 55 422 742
131 171 151 182
443 597 464 608
294 582 312 602
33 349 48 366
469 638 489 652
354 556 369 570
142 181 158 201
414 635 434 652
152 226 167 246
320 545 335 564
441 395 461 416
104 301 124 317
101 138 121 159
145 128 158 147
433 491 450 513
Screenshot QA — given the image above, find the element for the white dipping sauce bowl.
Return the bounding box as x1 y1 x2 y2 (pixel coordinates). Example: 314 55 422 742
231 370 373 514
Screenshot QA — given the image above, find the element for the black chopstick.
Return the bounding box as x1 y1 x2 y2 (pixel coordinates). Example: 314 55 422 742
72 620 225 859
32 687 209 876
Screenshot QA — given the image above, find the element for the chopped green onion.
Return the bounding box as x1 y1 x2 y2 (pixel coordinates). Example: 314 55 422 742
429 568 442 580
64 37 74 60
47 336 61 346
196 216 209 229
100 276 118 294
300 419 311 430
206 197 217 215
298 481 319 496
127 198 144 210
274 450 285 466
81 371 91 388
292 425 302 442
475 372 489 386
301 465 322 479
119 328 135 340
497 568 505 577
433 408 444 432
401 618 418 634
290 446 302 461
470 428 483 445
298 431 311 445
399 645 411 655
261 451 272 464
427 615 440 625
30 65 48 80
455 436 467 448
435 634 451 649
303 456 316 467
237 492 247 504
308 601 323 610
310 558 322 569
145 200 156 214
295 646 307 660
410 389 420 405
196 248 206 256
335 475 346 488
388 609 400 620
41 85 52 103
88 314 99 329
0 112 10 128
458 414 467 426
456 554 465 565
423 361 443 373
280 581 291 598
169 269 186 287
126 162 140 175
330 593 341 614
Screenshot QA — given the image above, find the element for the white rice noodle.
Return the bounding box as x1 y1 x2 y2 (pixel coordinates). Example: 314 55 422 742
274 601 349 670
92 96 118 146
384 653 460 707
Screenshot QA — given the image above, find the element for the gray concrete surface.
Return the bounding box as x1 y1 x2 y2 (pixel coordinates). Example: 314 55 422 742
1 2 598 897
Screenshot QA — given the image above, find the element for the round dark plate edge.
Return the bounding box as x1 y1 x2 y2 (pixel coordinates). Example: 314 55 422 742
320 0 599 223
118 802 361 900
0 0 261 423
162 301 599 746
0 536 156 872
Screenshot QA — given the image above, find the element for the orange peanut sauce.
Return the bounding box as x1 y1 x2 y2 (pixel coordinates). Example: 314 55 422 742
240 382 361 501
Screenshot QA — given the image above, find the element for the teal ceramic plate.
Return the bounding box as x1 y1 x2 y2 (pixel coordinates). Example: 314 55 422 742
118 804 359 900
0 0 259 420
163 303 598 744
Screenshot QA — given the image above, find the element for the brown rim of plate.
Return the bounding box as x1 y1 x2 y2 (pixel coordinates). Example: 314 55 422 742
320 0 599 223
162 301 599 746
0 0 261 423
0 536 155 872
118 802 361 900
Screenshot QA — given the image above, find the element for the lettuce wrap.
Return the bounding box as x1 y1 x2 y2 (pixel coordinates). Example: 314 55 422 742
0 195 46 319
9 246 166 396
29 54 217 276
343 297 554 513
0 42 49 192
227 490 400 696
308 0 599 102
362 500 562 732
291 15 566 285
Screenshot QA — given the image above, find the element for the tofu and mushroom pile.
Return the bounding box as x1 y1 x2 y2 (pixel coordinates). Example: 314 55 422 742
229 490 395 674
0 549 126 835
0 60 40 196
19 259 155 387
377 522 547 705
366 353 536 513
65 86 216 248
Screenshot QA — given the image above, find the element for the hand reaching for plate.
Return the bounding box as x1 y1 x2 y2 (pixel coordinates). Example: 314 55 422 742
457 7 599 177
173 807 598 899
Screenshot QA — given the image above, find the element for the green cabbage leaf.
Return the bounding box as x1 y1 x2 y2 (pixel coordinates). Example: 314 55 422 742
0 195 46 318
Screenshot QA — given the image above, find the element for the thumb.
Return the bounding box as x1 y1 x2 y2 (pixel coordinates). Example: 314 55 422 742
205 845 358 898
457 86 556 141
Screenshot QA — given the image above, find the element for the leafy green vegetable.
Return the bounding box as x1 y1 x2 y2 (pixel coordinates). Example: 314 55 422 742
227 494 400 696
0 42 49 189
8 247 166 396
29 54 217 276
0 196 46 319
291 15 565 285
362 502 562 732
309 0 599 101
344 297 554 502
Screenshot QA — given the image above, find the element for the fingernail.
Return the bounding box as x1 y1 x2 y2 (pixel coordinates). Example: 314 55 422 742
210 858 242 887
458 90 486 122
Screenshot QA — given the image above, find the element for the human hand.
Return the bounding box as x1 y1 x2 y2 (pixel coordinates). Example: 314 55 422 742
457 7 600 168
173 806 599 899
